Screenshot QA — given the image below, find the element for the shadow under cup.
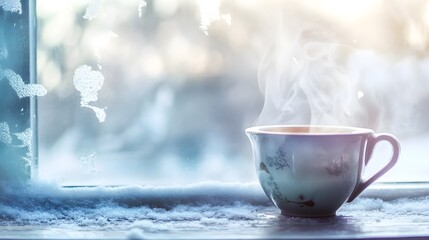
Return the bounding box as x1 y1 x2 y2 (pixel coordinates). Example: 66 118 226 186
245 125 400 217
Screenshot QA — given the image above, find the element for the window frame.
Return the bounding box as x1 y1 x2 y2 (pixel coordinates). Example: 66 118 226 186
1 0 428 190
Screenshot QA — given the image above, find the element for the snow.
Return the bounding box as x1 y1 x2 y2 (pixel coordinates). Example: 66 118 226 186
0 0 22 14
0 181 428 239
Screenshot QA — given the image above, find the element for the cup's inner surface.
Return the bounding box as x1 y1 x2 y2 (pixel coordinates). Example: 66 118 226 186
246 125 372 135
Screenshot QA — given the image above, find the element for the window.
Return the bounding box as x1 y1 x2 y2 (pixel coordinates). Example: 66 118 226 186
2 2 429 239
2 0 429 186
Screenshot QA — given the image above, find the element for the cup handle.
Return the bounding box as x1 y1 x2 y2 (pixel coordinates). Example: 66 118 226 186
347 133 400 202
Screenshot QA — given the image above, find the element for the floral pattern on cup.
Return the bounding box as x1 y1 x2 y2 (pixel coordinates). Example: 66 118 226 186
325 156 350 176
266 150 291 170
259 162 315 208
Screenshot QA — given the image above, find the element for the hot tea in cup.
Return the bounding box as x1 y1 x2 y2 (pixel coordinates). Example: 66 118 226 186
246 125 400 217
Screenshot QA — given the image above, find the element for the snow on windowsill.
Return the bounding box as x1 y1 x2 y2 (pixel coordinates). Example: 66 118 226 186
0 181 429 239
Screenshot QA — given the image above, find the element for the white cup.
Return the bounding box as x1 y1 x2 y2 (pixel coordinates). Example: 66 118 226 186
246 125 400 217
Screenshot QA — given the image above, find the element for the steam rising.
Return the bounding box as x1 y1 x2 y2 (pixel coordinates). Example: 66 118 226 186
257 23 362 127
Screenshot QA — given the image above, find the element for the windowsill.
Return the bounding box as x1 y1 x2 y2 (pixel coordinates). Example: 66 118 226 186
361 182 429 200
0 181 428 239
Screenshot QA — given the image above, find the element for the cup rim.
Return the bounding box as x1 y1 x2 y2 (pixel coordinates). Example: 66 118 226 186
245 125 374 136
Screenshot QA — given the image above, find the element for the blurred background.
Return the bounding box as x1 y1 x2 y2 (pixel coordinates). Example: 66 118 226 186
36 0 429 185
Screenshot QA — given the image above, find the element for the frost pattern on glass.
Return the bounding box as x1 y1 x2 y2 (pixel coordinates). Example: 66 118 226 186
14 128 32 148
0 0 22 14
83 0 104 20
80 153 101 174
73 65 106 122
198 0 231 35
138 0 147 18
85 105 106 123
0 69 47 98
0 44 8 60
0 122 12 145
14 128 33 167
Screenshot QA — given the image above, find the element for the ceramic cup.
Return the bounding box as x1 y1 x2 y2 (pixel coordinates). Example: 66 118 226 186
245 125 400 217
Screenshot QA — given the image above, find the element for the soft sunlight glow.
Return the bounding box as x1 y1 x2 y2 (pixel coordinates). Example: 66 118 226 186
33 0 429 185
317 0 380 21
198 0 231 35
90 31 118 59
